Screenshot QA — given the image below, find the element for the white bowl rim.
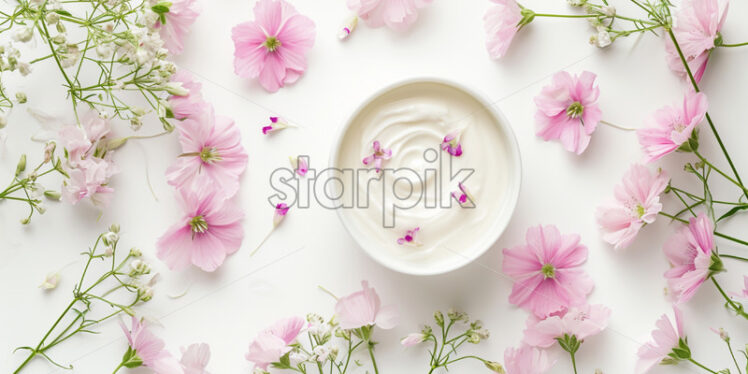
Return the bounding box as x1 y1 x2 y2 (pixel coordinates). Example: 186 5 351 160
328 77 522 276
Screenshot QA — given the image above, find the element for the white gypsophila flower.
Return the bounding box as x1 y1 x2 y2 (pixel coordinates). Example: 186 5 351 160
601 5 616 17
102 231 119 245
36 202 46 214
312 345 333 362
17 62 31 76
13 27 33 43
567 0 586 6
103 247 114 257
45 12 60 24
289 352 308 365
595 27 612 48
164 82 188 96
96 43 114 58
59 45 81 68
39 272 60 290
129 259 150 275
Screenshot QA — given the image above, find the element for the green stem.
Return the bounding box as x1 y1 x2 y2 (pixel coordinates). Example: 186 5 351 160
719 41 748 47
688 358 718 374
367 341 379 374
694 151 748 194
726 339 742 374
112 362 124 374
570 351 578 374
443 355 488 366
720 254 748 262
534 13 598 18
712 277 748 320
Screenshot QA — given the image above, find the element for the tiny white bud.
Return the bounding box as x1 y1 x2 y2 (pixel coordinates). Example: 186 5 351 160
17 62 31 76
601 5 616 17
39 273 60 290
14 27 33 42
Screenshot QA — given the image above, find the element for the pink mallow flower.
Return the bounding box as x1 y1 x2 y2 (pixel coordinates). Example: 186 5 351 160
59 110 118 207
440 130 463 156
180 343 211 374
503 345 554 374
397 227 421 246
119 316 182 373
596 164 669 250
635 306 686 374
245 316 306 370
262 116 293 135
663 212 722 304
232 0 316 93
335 281 399 330
362 140 392 172
523 304 611 348
452 182 475 208
502 225 594 318
155 0 200 55
156 186 244 272
166 105 248 199
484 0 523 59
534 71 602 155
347 0 432 32
637 91 708 162
168 70 206 120
664 0 728 84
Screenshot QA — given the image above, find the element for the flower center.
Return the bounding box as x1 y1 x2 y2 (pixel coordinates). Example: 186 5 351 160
541 263 555 279
673 122 686 132
189 215 208 234
200 146 221 163
566 101 584 119
264 36 282 52
635 204 646 218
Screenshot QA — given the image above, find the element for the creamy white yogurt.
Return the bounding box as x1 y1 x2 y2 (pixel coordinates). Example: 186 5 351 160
332 80 520 274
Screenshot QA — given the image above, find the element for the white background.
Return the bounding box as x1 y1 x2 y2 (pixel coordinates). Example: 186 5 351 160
2 1 747 373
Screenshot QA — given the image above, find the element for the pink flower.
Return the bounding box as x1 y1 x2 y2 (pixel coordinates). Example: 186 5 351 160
232 0 316 93
165 105 248 199
400 333 426 347
664 0 728 83
663 213 719 304
262 116 292 135
534 71 602 155
59 111 118 207
180 343 211 374
523 304 611 348
168 70 206 120
156 186 244 272
502 225 594 318
347 0 432 32
289 156 308 176
637 91 708 162
362 140 392 172
156 0 200 55
245 316 306 370
596 164 669 250
635 306 685 374
503 345 554 374
397 227 421 246
273 202 290 227
451 182 475 208
484 0 522 59
440 130 463 156
119 316 182 373
335 281 399 330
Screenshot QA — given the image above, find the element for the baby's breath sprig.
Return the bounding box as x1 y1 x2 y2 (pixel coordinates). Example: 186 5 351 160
405 309 501 374
13 225 155 373
0 0 180 132
0 142 64 224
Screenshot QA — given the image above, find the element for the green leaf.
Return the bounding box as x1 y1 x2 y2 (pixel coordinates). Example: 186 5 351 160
717 204 748 222
53 9 73 16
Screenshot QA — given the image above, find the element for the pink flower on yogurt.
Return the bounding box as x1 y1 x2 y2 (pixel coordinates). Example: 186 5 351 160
441 130 463 156
362 140 392 172
262 116 292 135
451 182 475 208
397 227 421 246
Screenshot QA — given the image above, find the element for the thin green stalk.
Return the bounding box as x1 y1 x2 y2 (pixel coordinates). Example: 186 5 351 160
367 342 379 374
719 42 748 47
720 254 748 262
726 339 742 374
534 13 598 18
688 357 718 374
711 278 748 320
570 351 579 374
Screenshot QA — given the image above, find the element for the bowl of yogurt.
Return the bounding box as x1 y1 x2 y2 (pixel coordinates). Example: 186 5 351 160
329 78 521 275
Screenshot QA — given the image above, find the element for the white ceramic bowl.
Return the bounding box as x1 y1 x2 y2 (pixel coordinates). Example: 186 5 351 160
329 78 522 275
